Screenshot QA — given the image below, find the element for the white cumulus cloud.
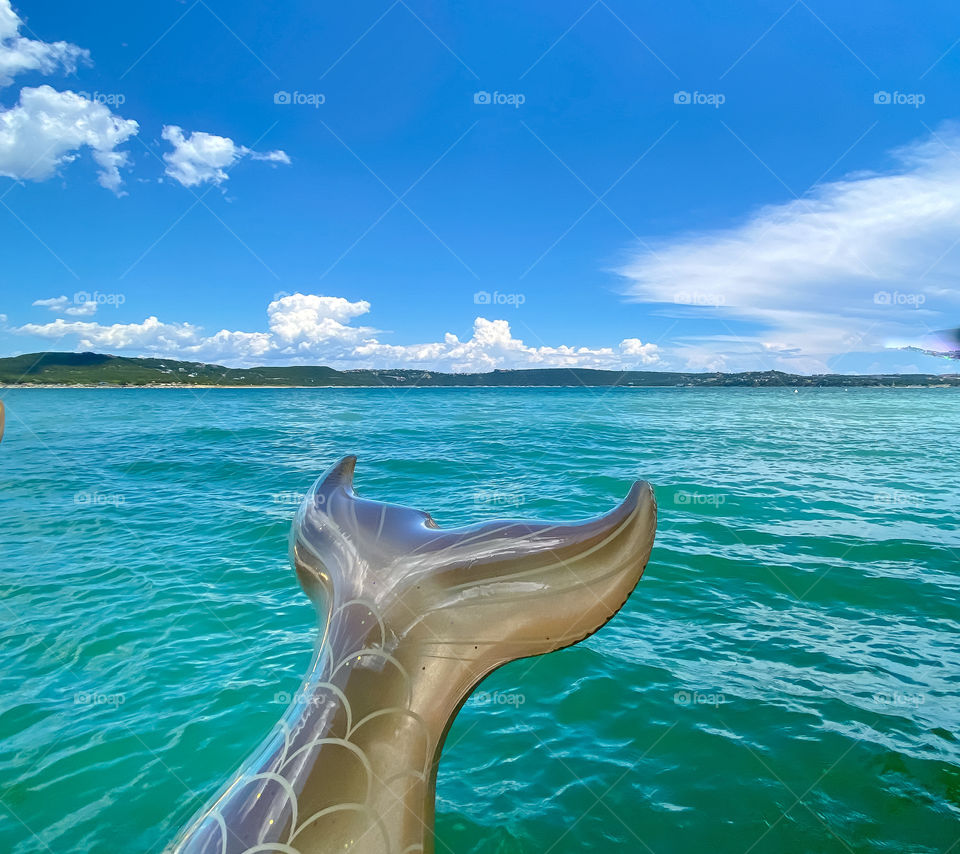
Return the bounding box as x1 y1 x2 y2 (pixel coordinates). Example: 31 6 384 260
0 85 138 192
13 292 661 372
32 295 97 316
618 125 960 372
161 125 291 188
267 293 372 344
620 337 661 364
354 318 660 372
32 295 68 310
0 0 89 87
17 315 212 354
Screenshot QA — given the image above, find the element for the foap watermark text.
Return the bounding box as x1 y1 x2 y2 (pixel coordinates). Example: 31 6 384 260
274 91 325 108
474 90 525 108
75 290 125 308
470 690 526 709
874 91 925 108
474 290 525 307
874 290 925 308
78 91 126 107
674 690 726 707
674 90 725 108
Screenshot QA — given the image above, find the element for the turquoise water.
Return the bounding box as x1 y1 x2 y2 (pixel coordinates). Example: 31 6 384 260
0 387 958 854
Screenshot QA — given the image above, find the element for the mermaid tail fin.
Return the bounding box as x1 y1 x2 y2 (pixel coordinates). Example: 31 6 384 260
171 457 656 854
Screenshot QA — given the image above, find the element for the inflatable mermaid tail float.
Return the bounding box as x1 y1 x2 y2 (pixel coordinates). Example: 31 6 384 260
169 456 657 854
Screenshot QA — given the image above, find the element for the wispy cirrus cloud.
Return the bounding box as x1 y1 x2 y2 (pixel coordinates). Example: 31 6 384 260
618 126 960 372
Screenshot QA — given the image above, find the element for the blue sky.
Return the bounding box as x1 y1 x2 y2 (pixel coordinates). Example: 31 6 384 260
1 0 959 373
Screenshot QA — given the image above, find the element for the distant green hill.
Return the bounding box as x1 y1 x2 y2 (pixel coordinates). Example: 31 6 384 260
1 352 958 388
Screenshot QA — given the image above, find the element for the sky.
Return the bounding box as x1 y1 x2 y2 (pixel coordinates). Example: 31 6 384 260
1 0 959 374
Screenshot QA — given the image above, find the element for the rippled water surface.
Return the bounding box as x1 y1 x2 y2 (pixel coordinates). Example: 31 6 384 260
1 387 958 853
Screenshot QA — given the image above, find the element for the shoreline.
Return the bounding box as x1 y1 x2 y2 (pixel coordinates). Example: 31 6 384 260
3 353 957 390
1 383 957 390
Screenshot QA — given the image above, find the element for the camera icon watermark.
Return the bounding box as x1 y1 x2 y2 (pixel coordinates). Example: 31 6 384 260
674 90 725 108
473 290 525 307
274 90 325 108
874 90 925 108
473 90 526 108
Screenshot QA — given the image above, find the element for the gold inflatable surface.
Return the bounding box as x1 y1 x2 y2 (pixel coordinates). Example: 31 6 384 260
169 456 657 854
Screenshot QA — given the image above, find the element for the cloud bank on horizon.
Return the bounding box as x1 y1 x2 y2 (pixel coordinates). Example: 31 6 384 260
12 293 662 372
